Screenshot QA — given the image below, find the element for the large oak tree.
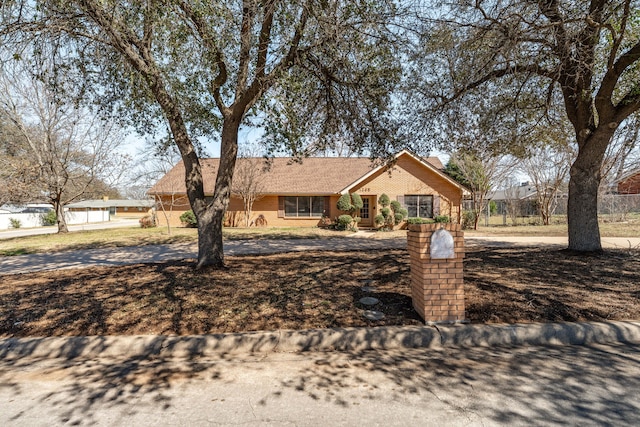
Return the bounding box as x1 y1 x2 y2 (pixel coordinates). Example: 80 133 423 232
1 0 403 268
415 0 640 251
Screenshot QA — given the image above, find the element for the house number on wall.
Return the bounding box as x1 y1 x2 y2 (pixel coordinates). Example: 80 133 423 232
358 187 371 193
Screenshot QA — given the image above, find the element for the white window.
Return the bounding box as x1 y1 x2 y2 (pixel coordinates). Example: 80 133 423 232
405 195 434 218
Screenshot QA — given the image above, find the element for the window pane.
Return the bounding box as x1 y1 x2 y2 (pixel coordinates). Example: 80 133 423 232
361 198 369 219
297 196 311 216
419 196 433 218
311 197 324 217
284 197 297 216
405 195 418 218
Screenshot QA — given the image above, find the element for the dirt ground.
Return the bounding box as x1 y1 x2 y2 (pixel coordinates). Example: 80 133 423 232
1 246 639 337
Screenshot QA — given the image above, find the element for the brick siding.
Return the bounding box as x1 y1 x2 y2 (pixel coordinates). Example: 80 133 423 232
407 223 465 323
154 154 463 228
618 172 640 194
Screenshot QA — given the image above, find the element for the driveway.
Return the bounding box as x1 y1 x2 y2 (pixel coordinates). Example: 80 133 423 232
2 235 639 275
0 237 407 275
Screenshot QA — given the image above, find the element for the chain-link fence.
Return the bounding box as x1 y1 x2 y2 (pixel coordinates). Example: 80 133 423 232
463 194 640 226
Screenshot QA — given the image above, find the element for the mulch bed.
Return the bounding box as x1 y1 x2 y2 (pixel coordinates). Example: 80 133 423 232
1 247 639 337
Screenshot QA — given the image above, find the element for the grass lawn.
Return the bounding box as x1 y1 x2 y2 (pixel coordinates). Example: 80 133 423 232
2 247 639 337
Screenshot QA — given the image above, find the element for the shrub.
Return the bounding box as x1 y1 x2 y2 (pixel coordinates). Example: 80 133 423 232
139 215 156 228
9 218 21 229
434 215 450 223
337 193 352 211
41 210 57 226
394 212 405 224
462 210 476 230
395 207 408 225
336 214 354 230
337 193 363 215
254 214 268 227
376 194 408 229
489 201 498 215
180 210 197 227
407 217 429 225
374 214 385 226
351 193 363 210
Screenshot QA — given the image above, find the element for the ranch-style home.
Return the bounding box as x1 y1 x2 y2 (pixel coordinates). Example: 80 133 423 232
148 149 466 228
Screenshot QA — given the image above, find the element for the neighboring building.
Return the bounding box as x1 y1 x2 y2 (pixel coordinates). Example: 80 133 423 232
66 198 155 219
0 204 54 230
19 204 54 213
485 183 539 217
617 170 640 194
148 150 466 228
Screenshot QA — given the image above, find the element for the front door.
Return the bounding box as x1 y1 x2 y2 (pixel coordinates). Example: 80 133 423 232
359 196 374 227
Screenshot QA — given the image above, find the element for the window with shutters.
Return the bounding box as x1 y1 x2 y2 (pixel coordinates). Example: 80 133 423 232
404 195 434 218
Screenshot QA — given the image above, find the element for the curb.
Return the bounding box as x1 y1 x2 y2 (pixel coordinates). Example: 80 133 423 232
1 321 640 360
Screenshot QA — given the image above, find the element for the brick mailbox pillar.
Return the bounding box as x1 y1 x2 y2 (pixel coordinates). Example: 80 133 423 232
407 223 465 323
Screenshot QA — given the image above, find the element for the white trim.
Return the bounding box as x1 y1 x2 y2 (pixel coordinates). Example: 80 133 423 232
339 149 467 194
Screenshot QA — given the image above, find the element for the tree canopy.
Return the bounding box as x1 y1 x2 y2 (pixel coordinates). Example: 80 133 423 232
1 0 406 267
411 0 640 251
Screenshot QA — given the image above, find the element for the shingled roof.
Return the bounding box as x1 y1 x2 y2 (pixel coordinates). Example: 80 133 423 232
148 153 445 196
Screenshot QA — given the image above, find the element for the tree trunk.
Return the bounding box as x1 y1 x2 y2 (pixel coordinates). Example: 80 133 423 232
54 200 68 233
567 132 611 252
196 205 224 268
194 116 240 269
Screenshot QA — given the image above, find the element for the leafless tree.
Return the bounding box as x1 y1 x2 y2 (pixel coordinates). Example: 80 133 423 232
503 176 522 226
523 143 574 225
448 151 516 230
0 61 127 232
232 149 267 228
602 113 640 189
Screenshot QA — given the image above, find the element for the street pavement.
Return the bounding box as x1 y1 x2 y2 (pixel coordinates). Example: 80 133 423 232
2 335 640 426
2 233 640 425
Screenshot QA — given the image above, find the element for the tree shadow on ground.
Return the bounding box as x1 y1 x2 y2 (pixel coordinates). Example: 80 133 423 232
272 343 640 425
2 337 640 425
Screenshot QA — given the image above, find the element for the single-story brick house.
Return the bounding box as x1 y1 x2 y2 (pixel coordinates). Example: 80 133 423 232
617 169 640 194
148 150 466 228
66 198 155 218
